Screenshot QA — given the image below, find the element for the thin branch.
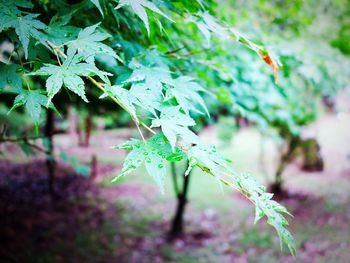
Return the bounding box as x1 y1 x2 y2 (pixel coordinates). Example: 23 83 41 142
24 141 48 153
165 46 186 55
167 47 210 58
47 40 63 66
140 121 156 135
0 133 59 143
0 137 49 154
136 124 146 141
55 50 62 66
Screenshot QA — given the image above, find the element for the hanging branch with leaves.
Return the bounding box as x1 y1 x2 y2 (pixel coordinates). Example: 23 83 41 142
0 0 296 255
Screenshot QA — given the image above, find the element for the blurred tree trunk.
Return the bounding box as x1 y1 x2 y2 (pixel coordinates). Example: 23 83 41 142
90 154 98 181
168 161 191 240
271 136 299 194
83 113 92 147
77 112 92 147
45 109 55 198
68 107 79 144
322 95 335 112
301 138 324 171
77 122 84 147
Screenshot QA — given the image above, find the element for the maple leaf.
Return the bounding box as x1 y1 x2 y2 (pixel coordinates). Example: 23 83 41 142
0 1 47 59
66 23 121 64
100 85 140 123
29 54 111 103
114 133 184 193
115 0 174 34
125 64 172 115
8 90 56 125
0 63 22 92
165 76 209 116
151 106 199 151
43 14 79 46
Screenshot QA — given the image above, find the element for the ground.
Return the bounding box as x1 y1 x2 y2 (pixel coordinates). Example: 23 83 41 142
0 109 350 263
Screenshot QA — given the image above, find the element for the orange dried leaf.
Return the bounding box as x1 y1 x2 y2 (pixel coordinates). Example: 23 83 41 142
261 53 279 83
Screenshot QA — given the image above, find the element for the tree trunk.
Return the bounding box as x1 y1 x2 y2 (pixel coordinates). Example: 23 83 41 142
169 193 187 238
83 113 92 147
271 157 285 194
77 122 84 147
301 138 324 172
271 136 299 194
45 109 55 198
68 107 78 144
90 154 98 181
168 162 191 240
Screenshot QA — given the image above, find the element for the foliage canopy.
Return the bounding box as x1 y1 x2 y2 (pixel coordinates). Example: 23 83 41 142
2 0 349 255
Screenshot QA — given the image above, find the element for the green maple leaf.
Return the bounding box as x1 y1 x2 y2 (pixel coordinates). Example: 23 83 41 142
0 0 28 31
66 23 121 64
165 76 209 116
126 64 172 116
130 82 161 116
115 0 174 35
0 63 22 92
125 64 172 90
100 85 140 123
113 133 184 193
251 192 296 256
30 54 111 103
151 106 199 151
43 14 79 46
8 90 56 125
0 1 46 59
15 14 46 59
185 145 232 176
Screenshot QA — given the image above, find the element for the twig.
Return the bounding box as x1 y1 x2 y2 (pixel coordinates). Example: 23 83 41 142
0 133 59 143
0 137 49 154
166 47 210 58
24 141 48 153
165 46 186 55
